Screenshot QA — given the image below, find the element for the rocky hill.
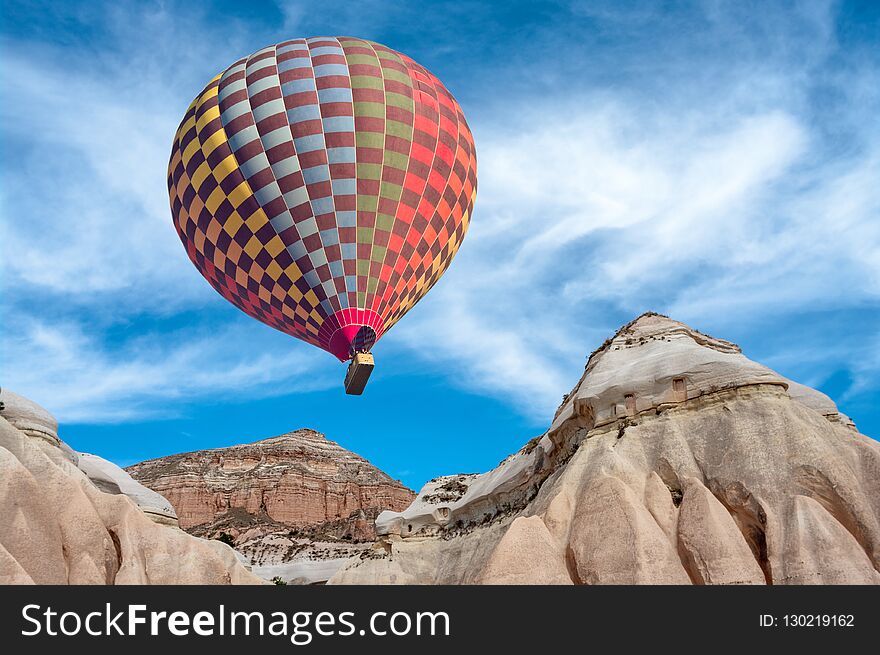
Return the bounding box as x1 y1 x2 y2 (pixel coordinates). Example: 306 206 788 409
0 389 260 584
127 431 414 535
126 430 415 583
330 313 880 585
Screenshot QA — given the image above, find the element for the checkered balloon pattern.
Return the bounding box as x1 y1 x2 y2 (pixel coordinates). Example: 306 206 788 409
168 37 477 361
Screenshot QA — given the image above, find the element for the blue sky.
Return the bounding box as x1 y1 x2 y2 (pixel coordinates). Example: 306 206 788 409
1 0 878 491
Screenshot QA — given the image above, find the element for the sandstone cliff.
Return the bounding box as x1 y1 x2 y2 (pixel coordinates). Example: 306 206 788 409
330 313 880 585
126 430 415 583
127 431 414 538
0 390 261 584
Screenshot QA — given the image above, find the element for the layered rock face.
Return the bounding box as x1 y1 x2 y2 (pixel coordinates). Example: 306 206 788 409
127 431 415 540
330 314 880 585
0 390 261 585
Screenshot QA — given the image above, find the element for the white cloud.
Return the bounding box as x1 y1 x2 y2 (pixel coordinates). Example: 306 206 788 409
3 317 332 423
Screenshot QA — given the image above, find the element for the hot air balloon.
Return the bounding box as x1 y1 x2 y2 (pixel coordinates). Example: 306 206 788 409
168 37 477 394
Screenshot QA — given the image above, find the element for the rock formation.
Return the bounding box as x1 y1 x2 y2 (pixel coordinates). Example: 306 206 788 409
127 430 415 583
0 389 261 584
330 313 880 585
77 454 179 527
127 431 414 534
0 389 180 527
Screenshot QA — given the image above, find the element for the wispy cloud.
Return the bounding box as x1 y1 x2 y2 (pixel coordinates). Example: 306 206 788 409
0 4 245 306
4 316 331 423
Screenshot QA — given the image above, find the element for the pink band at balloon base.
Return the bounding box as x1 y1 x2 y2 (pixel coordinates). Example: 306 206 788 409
321 308 385 362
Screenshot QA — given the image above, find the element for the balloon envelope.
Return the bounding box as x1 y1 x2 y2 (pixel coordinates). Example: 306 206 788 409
168 37 477 361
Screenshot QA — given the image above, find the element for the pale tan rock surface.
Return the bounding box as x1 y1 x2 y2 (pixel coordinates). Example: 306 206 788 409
0 388 59 443
676 479 766 584
330 314 880 585
77 453 179 527
0 388 78 464
0 405 261 585
477 516 571 584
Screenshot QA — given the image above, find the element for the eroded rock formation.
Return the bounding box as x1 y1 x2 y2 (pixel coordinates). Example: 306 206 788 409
127 430 415 583
0 390 261 585
330 313 880 585
127 431 414 537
